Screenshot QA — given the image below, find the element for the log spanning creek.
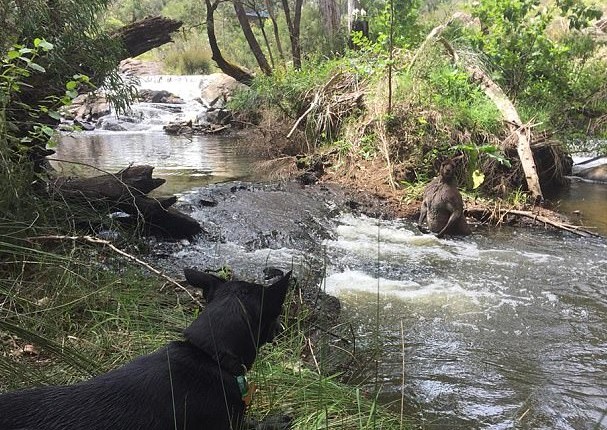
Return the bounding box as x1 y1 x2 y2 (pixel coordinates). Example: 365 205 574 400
50 76 607 429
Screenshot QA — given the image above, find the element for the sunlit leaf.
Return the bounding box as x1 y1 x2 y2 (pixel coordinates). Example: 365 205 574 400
48 110 62 120
28 62 46 73
472 169 485 189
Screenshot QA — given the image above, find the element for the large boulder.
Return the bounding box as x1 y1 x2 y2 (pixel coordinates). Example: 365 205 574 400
63 93 111 122
199 73 248 108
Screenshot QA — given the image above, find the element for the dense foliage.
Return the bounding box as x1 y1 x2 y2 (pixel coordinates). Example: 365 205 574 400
466 0 606 136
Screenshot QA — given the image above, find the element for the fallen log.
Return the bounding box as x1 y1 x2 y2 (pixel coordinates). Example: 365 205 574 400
51 165 202 239
111 16 183 60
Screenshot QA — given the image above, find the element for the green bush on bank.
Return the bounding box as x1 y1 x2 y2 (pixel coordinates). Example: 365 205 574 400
157 34 214 75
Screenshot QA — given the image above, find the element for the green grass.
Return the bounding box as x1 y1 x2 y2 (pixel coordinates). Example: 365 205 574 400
0 227 409 428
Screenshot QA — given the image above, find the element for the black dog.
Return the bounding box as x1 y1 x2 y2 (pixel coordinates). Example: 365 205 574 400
0 269 291 430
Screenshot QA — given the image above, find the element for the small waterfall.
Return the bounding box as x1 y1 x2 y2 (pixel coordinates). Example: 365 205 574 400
137 75 206 101
92 74 212 132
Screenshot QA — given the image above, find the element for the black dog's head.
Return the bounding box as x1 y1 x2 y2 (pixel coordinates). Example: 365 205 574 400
182 269 291 375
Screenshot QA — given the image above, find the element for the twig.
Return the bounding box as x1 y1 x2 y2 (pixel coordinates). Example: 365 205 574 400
25 235 202 306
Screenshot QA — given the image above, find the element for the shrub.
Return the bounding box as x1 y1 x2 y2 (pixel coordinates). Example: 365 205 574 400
158 35 214 75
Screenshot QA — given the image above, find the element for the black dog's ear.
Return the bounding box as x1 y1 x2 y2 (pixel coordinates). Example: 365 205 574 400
263 271 291 315
184 268 226 302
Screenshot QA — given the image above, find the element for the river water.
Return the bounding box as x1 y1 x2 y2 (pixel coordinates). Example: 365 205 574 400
51 76 607 429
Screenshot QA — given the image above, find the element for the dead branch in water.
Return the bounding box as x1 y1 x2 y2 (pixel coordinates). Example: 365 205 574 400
466 207 599 237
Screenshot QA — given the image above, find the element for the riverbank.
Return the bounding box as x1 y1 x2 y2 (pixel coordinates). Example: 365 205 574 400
230 124 602 238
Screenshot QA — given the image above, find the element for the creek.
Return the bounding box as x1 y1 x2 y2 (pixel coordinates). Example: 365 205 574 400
52 75 607 430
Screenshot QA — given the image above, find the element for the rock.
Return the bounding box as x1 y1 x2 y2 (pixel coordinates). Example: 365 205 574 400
119 58 165 76
576 164 607 183
199 73 248 108
164 122 192 135
64 93 110 123
203 108 232 125
96 117 131 131
137 89 184 104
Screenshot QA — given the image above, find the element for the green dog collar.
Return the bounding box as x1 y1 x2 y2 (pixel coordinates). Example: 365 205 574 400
236 375 248 398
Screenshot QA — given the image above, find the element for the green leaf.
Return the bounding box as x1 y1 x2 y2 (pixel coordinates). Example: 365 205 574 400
34 39 54 51
28 62 46 73
40 125 55 136
48 110 62 120
7 50 19 60
65 80 78 90
472 169 485 189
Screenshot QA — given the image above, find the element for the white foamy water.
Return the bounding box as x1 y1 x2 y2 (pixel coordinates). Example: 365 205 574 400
137 75 206 101
320 213 607 430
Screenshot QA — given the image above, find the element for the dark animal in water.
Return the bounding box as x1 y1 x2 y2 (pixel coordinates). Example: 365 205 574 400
418 158 472 238
0 269 291 430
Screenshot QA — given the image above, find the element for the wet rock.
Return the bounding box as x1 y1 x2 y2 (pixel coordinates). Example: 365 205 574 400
63 93 110 124
96 115 145 131
204 108 232 125
96 117 128 131
199 73 248 108
119 58 165 76
298 171 319 185
164 121 193 135
576 164 607 183
198 198 218 207
137 89 184 104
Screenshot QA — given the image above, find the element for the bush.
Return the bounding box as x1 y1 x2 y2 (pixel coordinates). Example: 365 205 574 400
158 35 214 75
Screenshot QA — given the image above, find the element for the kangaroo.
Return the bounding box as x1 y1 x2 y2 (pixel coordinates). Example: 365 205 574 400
418 158 472 238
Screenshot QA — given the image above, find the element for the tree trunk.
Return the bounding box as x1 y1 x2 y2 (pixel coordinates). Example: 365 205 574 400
111 16 183 60
255 11 275 68
265 0 285 62
465 64 544 202
411 14 544 203
205 0 255 85
51 165 202 239
281 0 303 69
233 0 273 75
319 0 340 43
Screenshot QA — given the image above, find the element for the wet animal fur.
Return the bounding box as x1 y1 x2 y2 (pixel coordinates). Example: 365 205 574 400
0 269 291 430
418 158 472 238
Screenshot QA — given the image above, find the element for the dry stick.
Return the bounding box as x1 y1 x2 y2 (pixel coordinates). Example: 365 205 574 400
26 235 202 306
287 95 319 139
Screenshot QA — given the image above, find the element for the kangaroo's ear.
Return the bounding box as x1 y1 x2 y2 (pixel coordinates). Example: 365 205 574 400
263 271 291 315
184 268 226 302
